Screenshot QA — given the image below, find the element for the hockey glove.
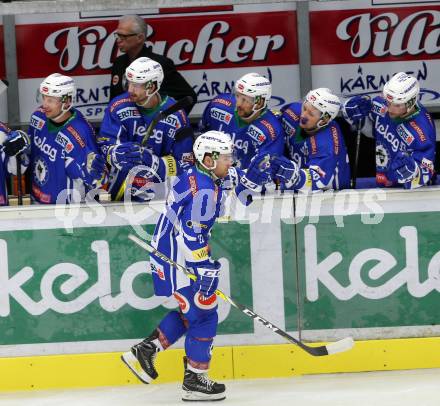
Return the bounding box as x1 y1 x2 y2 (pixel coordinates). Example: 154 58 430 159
2 130 30 157
271 156 300 188
192 259 221 298
140 147 161 178
245 153 272 186
229 153 272 205
107 142 142 170
342 96 371 127
233 153 272 192
86 152 108 188
390 151 419 184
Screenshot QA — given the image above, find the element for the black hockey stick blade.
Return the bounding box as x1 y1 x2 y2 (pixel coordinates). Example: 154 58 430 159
141 96 193 147
128 234 355 357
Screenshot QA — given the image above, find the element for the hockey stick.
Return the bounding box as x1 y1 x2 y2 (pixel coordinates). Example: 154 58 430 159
16 154 23 205
141 95 193 147
128 234 354 357
351 123 361 189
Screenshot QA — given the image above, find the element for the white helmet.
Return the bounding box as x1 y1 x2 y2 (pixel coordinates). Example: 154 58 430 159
383 72 419 109
193 131 233 167
125 57 164 89
40 73 75 102
235 73 272 112
305 88 341 128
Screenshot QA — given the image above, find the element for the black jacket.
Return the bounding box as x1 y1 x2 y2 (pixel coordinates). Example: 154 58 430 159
110 45 197 115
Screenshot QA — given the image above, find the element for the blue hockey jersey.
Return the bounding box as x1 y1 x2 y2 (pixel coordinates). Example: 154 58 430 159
280 102 351 191
369 96 436 188
27 108 100 204
99 93 194 201
150 165 226 297
199 93 285 169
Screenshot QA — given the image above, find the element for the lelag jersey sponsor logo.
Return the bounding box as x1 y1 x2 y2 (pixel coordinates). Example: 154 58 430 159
374 116 401 152
33 135 57 162
210 107 232 124
247 125 266 144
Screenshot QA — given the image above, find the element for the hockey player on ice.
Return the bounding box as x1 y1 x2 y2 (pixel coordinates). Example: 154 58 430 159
199 72 285 171
121 130 272 401
99 57 194 202
0 122 29 205
272 88 351 192
343 72 436 189
13 73 107 204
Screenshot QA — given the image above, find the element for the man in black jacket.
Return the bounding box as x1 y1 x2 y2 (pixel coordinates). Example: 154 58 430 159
110 15 197 114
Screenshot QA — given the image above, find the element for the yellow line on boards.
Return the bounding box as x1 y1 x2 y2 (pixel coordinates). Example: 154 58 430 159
1 338 440 391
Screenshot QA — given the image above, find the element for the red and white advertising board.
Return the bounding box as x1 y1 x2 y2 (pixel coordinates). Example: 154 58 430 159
310 0 440 107
15 3 299 122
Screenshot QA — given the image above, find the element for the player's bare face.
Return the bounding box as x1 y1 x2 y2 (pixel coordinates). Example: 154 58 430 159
386 101 407 119
235 92 254 118
213 154 233 178
300 102 321 130
127 82 148 104
41 95 63 120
